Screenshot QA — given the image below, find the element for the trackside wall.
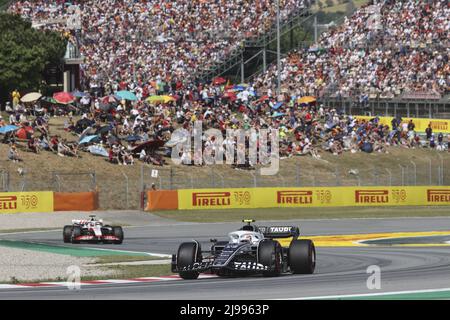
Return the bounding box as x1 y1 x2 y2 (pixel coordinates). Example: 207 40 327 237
354 116 450 133
145 186 450 211
0 191 99 213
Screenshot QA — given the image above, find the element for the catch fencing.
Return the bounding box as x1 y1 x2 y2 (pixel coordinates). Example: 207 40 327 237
141 156 449 191
1 151 449 210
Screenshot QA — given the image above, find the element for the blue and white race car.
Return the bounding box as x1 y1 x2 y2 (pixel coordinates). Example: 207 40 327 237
171 219 316 279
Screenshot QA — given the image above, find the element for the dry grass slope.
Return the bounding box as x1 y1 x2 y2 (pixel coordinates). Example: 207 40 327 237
1 116 450 210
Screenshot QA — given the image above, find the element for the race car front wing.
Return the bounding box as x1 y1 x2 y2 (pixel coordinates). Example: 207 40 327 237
171 255 270 273
73 235 120 241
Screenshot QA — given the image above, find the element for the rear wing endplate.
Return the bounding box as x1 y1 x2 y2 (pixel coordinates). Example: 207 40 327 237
259 226 300 239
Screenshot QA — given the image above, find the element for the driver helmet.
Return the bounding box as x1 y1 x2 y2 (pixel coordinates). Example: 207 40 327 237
240 234 253 243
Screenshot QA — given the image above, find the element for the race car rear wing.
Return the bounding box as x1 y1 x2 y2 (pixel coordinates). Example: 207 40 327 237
258 226 300 239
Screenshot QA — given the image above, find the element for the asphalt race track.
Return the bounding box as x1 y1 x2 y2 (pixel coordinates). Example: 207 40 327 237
1 217 450 299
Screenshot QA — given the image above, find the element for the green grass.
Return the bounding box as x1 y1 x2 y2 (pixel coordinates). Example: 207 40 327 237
0 240 149 257
92 255 164 264
97 264 172 279
0 228 58 234
154 206 450 223
6 264 172 284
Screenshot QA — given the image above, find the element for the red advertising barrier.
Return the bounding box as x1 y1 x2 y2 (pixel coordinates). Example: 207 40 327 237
54 192 99 211
145 191 178 211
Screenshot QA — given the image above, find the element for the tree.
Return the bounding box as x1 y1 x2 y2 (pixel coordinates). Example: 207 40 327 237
0 13 67 104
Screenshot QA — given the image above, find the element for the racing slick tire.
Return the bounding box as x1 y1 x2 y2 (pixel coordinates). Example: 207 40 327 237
63 226 73 243
288 239 316 274
177 242 202 280
258 239 282 277
71 226 82 244
112 227 124 244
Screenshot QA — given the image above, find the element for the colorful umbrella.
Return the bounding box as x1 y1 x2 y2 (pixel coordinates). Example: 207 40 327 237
161 95 176 103
79 135 99 144
20 92 42 103
132 139 165 153
232 85 246 92
212 77 227 85
146 95 175 103
16 126 34 139
223 91 237 99
88 145 109 157
272 102 283 110
116 90 137 101
101 95 117 104
0 125 19 134
126 135 143 142
72 90 89 98
272 112 285 118
298 96 317 104
42 97 57 104
53 92 75 104
257 95 270 103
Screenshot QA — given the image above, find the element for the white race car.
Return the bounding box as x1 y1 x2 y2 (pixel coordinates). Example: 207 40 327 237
63 215 124 244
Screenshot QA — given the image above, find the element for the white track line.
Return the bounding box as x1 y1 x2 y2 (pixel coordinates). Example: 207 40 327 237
0 229 60 236
0 274 219 290
281 287 450 300
76 246 172 258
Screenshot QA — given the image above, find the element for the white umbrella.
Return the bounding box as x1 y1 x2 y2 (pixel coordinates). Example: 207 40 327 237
21 92 42 103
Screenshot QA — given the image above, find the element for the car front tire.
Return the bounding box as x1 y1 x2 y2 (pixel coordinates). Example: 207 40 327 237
63 226 73 243
112 226 124 244
71 226 82 244
177 242 201 280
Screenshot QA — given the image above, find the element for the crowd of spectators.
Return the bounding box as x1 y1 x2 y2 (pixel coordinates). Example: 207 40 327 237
9 0 309 94
2 0 449 167
254 0 449 99
2 85 449 168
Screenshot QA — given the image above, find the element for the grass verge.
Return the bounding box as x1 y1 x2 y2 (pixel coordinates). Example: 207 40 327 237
93 264 172 280
91 255 164 264
154 206 450 223
7 264 172 284
0 228 58 234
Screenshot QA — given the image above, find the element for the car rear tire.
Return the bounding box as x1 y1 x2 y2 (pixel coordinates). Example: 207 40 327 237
289 239 316 274
258 240 282 277
63 226 73 243
71 226 82 244
112 226 124 244
177 242 201 280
